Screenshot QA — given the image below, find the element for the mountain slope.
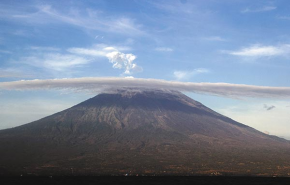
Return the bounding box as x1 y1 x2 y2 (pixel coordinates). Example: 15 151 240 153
0 89 289 176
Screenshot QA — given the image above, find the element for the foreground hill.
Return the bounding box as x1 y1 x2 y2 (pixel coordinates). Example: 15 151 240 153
0 89 290 176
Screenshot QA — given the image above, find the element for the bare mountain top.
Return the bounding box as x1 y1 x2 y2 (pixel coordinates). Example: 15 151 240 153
0 88 289 176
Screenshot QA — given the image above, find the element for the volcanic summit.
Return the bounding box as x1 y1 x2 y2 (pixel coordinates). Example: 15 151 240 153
0 88 290 176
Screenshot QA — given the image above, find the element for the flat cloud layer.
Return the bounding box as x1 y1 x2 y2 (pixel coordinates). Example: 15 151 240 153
1 77 290 99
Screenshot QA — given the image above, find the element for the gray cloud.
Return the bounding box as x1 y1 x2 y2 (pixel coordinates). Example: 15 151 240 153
1 77 290 99
264 104 276 111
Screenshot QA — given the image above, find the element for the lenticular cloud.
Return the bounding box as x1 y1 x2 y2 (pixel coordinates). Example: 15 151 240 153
0 77 290 99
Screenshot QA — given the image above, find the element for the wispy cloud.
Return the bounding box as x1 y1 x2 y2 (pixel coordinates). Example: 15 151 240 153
3 5 145 36
13 44 140 75
67 44 131 57
21 53 90 71
0 68 33 78
241 6 277 13
29 46 60 51
277 16 290 20
1 77 290 99
155 47 173 52
67 47 107 57
225 44 290 57
174 68 209 80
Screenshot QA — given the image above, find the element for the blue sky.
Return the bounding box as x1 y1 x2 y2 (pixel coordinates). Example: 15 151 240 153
1 0 290 139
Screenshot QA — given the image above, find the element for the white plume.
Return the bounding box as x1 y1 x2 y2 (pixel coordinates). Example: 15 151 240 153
106 51 143 74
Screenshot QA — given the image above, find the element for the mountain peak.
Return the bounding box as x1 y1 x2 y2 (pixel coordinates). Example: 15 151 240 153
100 87 183 98
75 87 203 113
1 88 290 176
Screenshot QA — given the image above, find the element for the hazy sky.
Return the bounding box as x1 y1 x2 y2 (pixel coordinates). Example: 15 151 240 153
0 0 290 139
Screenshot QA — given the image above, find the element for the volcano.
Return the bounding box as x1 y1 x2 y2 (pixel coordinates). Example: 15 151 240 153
0 89 290 176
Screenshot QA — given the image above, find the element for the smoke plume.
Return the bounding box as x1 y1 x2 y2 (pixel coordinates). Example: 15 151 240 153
106 51 143 74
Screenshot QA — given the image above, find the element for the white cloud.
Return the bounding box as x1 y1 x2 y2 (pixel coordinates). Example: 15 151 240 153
155 47 173 52
1 77 290 99
226 44 290 57
104 47 117 51
241 6 276 13
174 68 209 80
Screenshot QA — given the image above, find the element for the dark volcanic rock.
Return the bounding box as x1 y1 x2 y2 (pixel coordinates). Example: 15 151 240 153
0 89 290 176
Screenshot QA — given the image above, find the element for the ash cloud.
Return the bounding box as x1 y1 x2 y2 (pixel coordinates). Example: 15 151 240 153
1 77 290 99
